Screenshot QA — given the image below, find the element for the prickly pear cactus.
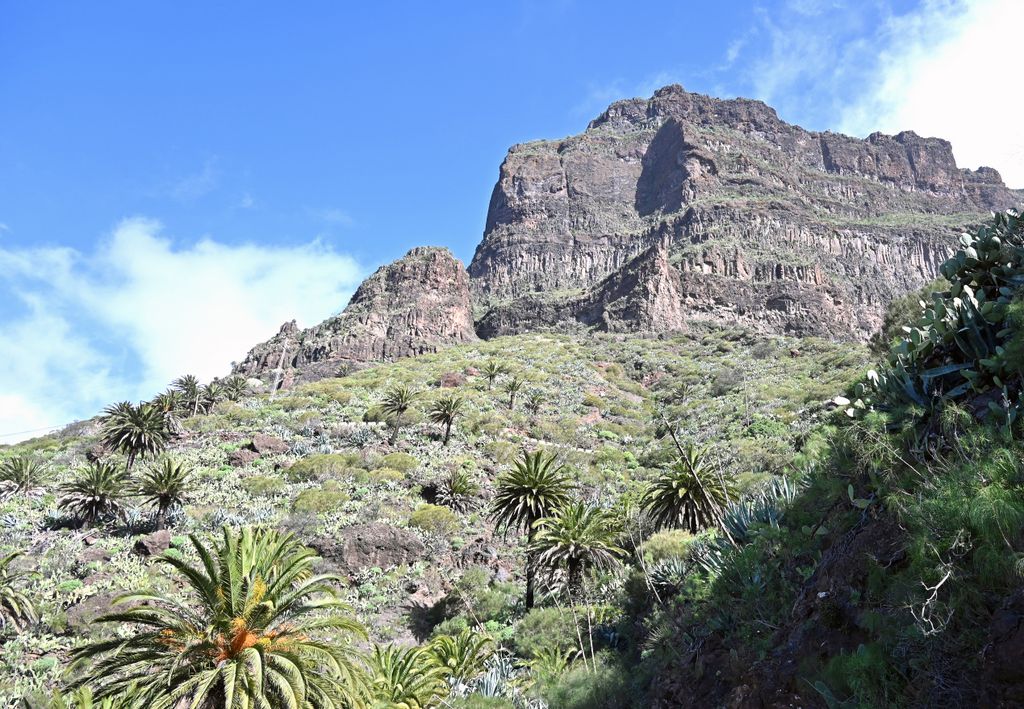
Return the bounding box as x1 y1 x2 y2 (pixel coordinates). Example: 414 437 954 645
850 208 1023 428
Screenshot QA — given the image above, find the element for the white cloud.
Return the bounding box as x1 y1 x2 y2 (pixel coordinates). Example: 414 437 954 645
0 218 364 443
311 207 355 227
839 0 1024 187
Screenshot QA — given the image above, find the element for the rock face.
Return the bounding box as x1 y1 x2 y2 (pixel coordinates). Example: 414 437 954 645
235 247 477 384
313 523 426 573
469 84 1022 339
235 85 1022 384
477 240 686 336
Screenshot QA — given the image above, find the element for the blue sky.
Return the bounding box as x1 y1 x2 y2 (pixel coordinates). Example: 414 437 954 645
1 0 1021 442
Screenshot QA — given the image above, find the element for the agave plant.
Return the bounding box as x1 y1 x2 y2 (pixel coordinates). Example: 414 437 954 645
491 450 574 609
0 551 36 632
0 455 49 496
428 394 464 446
367 644 448 709
641 444 736 533
436 469 479 513
59 462 129 527
101 401 171 468
379 385 419 445
134 458 193 530
70 526 369 708
530 501 623 594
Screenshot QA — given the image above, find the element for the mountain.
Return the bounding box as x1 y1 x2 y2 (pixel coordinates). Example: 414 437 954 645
236 84 1021 385
234 247 476 385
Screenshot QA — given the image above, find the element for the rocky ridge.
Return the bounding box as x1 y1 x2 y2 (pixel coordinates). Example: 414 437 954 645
234 247 476 385
236 85 1022 384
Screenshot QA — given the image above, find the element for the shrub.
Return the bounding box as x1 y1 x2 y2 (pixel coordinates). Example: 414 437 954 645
367 467 403 485
241 475 285 497
643 529 695 564
409 504 459 536
380 452 419 473
292 484 349 515
286 453 360 482
512 607 581 658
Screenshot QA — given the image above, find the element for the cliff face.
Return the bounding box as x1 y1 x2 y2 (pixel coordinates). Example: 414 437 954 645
469 84 1021 338
234 247 476 385
236 85 1022 385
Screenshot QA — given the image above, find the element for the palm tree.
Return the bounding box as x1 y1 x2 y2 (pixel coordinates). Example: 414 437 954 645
367 645 448 709
222 375 250 402
0 455 49 495
480 361 506 391
101 401 170 469
502 376 525 410
201 380 225 413
531 501 623 595
436 469 479 513
490 450 574 609
428 395 464 446
59 462 129 527
641 443 736 533
135 459 192 531
0 551 36 632
70 526 369 708
379 385 419 445
427 630 493 684
172 374 202 417
151 389 183 433
524 389 544 417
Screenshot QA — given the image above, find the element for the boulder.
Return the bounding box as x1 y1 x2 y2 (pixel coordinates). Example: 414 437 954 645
250 434 288 455
314 523 426 572
133 530 171 557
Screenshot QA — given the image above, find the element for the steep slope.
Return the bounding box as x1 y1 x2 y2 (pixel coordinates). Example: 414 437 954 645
234 247 477 386
469 84 1021 339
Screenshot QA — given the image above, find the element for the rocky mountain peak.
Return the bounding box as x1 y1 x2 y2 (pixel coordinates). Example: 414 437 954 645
234 246 476 385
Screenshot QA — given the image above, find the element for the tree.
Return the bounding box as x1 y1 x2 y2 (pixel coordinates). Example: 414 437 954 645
59 462 128 527
100 401 170 469
426 629 493 684
531 501 623 594
428 394 464 446
70 526 369 708
367 645 448 709
135 459 192 531
222 375 250 402
0 552 36 632
201 380 225 413
641 443 736 533
172 374 202 417
480 361 505 390
436 468 479 513
490 450 574 609
0 456 49 495
151 389 184 434
379 385 419 445
524 389 544 417
502 376 525 410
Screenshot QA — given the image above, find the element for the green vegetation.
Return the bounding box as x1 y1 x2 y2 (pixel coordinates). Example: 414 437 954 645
133 459 192 530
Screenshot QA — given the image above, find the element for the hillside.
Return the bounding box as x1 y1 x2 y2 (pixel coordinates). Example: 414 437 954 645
0 325 869 705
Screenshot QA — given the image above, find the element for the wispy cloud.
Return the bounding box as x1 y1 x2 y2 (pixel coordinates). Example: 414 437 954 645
0 219 364 443
238 192 256 209
169 158 220 201
309 207 355 227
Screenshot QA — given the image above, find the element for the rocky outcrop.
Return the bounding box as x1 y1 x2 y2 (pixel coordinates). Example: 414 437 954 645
477 241 686 336
235 247 476 384
469 84 1022 339
313 523 426 573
